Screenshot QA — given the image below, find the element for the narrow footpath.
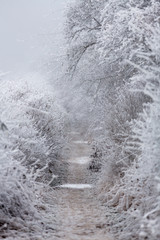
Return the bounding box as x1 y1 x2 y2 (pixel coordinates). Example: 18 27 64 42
52 131 113 240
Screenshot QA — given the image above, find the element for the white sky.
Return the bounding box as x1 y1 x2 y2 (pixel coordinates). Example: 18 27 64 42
0 0 68 73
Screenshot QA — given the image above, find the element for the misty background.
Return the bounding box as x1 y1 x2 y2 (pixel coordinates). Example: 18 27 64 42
0 0 68 74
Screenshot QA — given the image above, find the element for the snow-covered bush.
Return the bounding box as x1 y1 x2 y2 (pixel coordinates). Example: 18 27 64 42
1 74 68 183
130 22 160 239
96 2 160 239
0 73 68 238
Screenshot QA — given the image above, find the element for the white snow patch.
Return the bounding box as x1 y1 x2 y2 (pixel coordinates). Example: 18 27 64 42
69 157 91 164
59 184 92 189
73 140 88 144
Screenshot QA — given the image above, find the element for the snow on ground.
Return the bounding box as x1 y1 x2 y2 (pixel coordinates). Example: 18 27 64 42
59 184 92 189
69 156 91 164
73 140 89 144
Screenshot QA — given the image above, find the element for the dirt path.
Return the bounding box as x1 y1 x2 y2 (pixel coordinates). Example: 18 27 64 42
52 131 113 240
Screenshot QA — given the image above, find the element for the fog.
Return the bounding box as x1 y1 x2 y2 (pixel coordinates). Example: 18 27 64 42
0 0 67 74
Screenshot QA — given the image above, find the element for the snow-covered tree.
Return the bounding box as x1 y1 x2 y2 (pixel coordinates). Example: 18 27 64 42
65 0 160 239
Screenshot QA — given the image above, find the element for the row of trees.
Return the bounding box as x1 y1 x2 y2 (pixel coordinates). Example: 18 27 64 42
65 0 160 239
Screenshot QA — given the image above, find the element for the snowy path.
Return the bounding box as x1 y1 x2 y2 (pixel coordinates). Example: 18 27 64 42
51 131 113 240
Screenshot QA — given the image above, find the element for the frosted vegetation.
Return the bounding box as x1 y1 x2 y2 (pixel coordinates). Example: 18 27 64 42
64 0 160 239
0 0 160 239
0 74 68 238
